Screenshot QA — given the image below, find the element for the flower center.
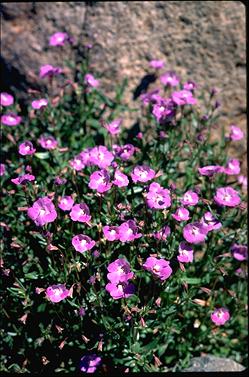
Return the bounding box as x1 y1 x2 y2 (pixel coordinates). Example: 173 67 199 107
153 265 160 273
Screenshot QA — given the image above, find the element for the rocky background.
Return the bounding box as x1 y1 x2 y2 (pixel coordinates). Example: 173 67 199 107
1 1 246 167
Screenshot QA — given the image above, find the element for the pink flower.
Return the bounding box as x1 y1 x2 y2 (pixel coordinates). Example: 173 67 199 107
152 98 176 123
238 175 247 189
103 225 120 241
152 225 171 241
211 308 230 326
84 73 100 88
231 244 248 261
80 355 102 373
11 174 35 185
171 90 197 106
27 197 57 226
118 220 142 242
131 165 155 184
39 65 63 78
113 170 129 187
140 89 161 106
224 159 241 175
72 234 96 253
1 113 22 126
31 98 48 110
172 207 190 221
149 60 165 69
198 165 223 177
181 190 199 206
183 222 208 244
112 144 135 161
19 141 36 156
0 163 6 176
104 118 122 135
90 146 114 169
69 153 85 171
143 256 172 281
0 92 14 106
146 182 171 209
229 125 244 141
38 135 58 150
88 169 112 193
49 32 70 46
200 211 222 232
183 81 197 91
46 284 70 303
105 282 135 300
177 242 194 263
69 203 91 223
107 258 134 284
54 176 67 186
58 196 74 211
214 187 241 207
160 71 180 87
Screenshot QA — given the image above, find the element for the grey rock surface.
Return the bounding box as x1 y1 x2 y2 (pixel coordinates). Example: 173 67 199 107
0 1 246 168
182 355 246 372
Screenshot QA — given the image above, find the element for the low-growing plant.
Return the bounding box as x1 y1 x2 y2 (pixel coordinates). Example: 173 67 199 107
0 32 247 374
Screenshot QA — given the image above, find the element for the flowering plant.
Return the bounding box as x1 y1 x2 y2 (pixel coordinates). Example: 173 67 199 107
0 34 247 374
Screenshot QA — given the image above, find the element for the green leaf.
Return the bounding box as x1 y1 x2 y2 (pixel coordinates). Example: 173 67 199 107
34 152 50 160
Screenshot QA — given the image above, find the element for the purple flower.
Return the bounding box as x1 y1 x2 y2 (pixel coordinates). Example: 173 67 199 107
104 118 122 135
70 203 91 223
80 354 102 373
49 32 71 46
149 60 165 69
105 282 135 300
211 308 230 326
160 71 180 87
11 174 35 185
131 165 155 184
214 187 241 207
38 135 58 150
146 182 171 209
84 73 100 88
80 148 94 167
39 65 63 78
224 159 241 175
46 284 70 303
140 89 161 106
88 169 112 193
112 144 135 161
19 141 36 156
69 154 85 171
54 176 67 186
183 81 197 91
172 207 190 221
0 163 6 176
231 244 248 261
198 165 223 177
90 146 114 169
103 225 120 241
27 197 57 226
229 125 244 141
113 170 129 187
152 98 176 123
58 196 74 211
152 225 171 241
143 256 172 281
200 211 222 232
177 242 194 263
181 190 199 206
118 220 142 242
72 234 96 253
1 113 22 126
0 92 14 107
171 90 197 106
107 258 134 284
183 222 208 244
31 98 48 110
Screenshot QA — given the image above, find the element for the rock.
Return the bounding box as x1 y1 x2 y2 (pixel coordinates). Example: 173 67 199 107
182 355 246 372
0 1 246 169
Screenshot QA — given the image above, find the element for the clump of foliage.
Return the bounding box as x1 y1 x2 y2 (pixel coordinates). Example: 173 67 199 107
0 33 247 374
